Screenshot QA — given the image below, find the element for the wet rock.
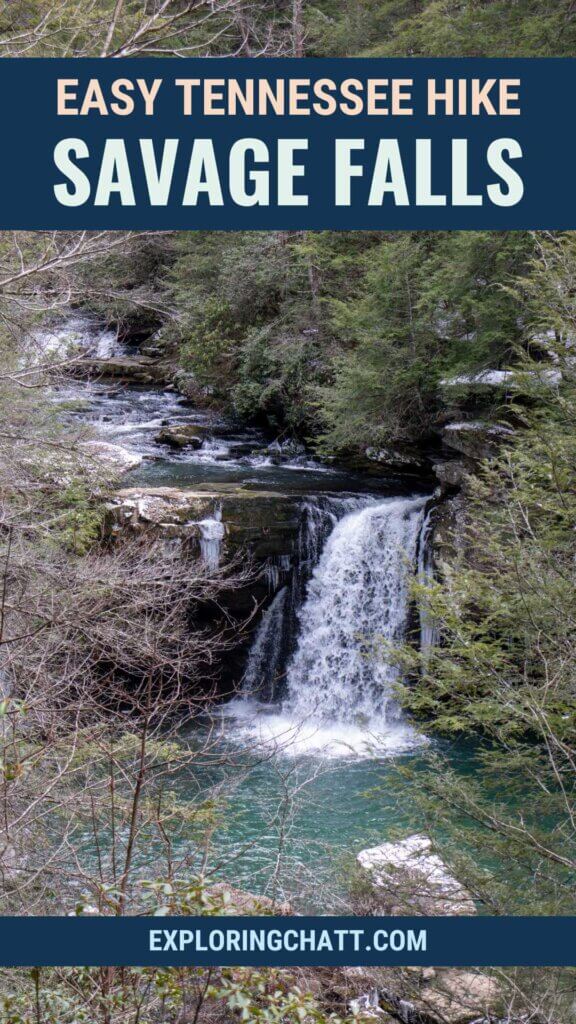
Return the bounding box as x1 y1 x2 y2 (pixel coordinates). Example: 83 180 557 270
155 423 206 449
429 496 466 565
357 834 476 916
108 488 214 531
338 445 426 477
365 446 424 470
72 355 174 386
107 485 301 563
349 989 390 1020
263 439 307 463
230 443 260 459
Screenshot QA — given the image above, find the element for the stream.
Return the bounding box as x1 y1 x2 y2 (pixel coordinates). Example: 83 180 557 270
48 317 478 908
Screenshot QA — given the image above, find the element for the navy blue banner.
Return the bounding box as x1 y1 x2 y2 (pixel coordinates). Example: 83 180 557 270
0 916 574 967
0 57 575 230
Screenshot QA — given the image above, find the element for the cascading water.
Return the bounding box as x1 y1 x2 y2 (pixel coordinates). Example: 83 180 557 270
198 507 225 569
238 495 373 706
35 316 126 361
286 496 427 723
228 494 430 757
51 319 431 760
417 508 439 660
242 587 288 703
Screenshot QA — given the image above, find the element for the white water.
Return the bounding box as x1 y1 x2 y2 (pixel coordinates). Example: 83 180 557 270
34 316 125 361
242 587 288 702
418 508 440 660
228 495 429 758
198 508 225 568
287 495 427 719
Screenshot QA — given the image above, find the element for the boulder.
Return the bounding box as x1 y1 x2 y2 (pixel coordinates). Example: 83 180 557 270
263 439 308 464
155 423 206 449
414 970 501 1024
433 460 469 490
357 834 475 917
364 446 424 471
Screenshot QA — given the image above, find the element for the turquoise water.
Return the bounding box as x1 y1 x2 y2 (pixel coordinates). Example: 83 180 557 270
138 724 478 911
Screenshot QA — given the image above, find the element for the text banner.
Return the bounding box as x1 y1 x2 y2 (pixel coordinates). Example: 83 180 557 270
0 57 575 230
0 916 574 967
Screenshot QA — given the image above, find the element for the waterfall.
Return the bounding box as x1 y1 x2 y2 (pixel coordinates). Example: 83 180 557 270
283 495 427 729
242 587 288 702
198 508 224 568
228 494 430 758
33 317 125 361
240 495 373 705
417 508 439 659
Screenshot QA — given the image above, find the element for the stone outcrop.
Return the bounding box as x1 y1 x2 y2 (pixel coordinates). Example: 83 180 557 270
357 834 476 917
442 421 514 462
107 485 301 561
409 970 501 1024
370 969 501 1024
427 496 466 565
364 446 425 471
73 355 175 386
433 459 469 490
337 445 428 478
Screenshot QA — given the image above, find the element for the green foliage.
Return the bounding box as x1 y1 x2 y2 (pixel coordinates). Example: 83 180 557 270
391 237 576 916
316 231 533 453
0 965 352 1024
169 231 328 430
309 0 576 57
57 480 105 555
211 969 349 1023
166 229 535 453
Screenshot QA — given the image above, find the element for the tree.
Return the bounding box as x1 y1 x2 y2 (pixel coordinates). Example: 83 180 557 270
0 0 288 59
393 236 576 925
